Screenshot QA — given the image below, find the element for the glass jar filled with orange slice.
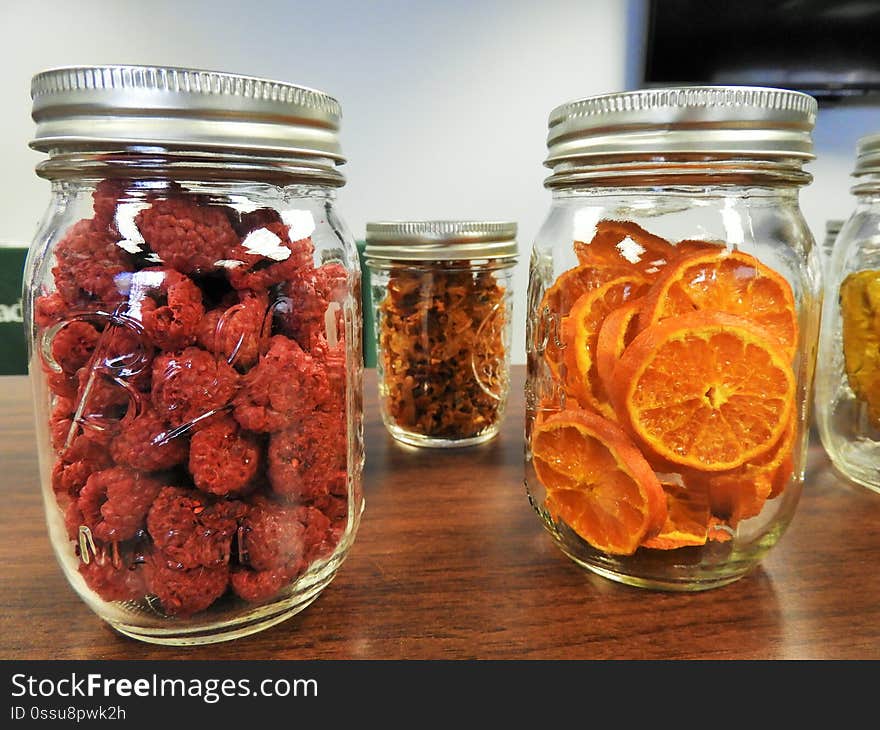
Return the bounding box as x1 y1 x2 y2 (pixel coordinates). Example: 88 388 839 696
525 86 821 591
815 133 880 492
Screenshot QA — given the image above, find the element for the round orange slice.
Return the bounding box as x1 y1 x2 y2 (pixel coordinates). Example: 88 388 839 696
532 409 667 555
574 219 676 278
609 311 796 472
561 276 649 417
638 249 798 360
595 298 645 400
537 263 631 377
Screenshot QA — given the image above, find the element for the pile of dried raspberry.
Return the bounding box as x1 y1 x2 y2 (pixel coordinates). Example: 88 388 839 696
35 180 351 618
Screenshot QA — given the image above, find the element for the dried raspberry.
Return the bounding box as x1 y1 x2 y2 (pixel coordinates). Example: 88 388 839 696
145 550 229 616
267 411 346 501
50 401 115 469
312 494 348 523
310 334 347 412
232 335 331 432
229 563 298 603
92 323 155 391
48 320 100 374
146 486 246 568
111 403 188 472
34 292 72 328
78 549 147 603
239 496 305 571
77 466 163 543
91 179 126 237
53 459 97 501
135 197 238 274
293 504 335 562
64 498 85 539
196 290 268 372
151 347 239 429
226 223 314 291
188 416 261 495
52 219 131 306
134 268 205 351
50 396 77 451
276 262 347 351
75 367 132 413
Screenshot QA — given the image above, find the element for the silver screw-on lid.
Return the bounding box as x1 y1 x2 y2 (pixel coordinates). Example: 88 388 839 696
545 86 817 187
30 64 345 181
364 220 518 261
854 132 880 177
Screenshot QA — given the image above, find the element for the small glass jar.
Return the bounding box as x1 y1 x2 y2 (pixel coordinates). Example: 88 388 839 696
525 86 821 591
23 65 365 644
822 219 845 273
365 221 518 448
815 133 880 492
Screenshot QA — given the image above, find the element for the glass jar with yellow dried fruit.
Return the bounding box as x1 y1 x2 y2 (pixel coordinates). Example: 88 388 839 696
816 132 880 492
365 221 517 448
526 86 821 591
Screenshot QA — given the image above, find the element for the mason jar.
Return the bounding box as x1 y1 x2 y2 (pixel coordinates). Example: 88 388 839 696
364 221 518 448
23 65 365 644
525 86 821 591
815 132 880 492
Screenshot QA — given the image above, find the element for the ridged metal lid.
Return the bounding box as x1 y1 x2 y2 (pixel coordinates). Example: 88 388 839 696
545 86 817 185
364 220 518 261
29 64 345 180
854 132 880 177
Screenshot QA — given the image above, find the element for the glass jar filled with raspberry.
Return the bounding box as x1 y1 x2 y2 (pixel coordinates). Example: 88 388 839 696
24 65 364 644
525 86 821 590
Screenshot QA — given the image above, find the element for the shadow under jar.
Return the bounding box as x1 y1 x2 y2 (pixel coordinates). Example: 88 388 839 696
815 132 880 493
365 221 518 448
23 65 365 644
525 86 822 591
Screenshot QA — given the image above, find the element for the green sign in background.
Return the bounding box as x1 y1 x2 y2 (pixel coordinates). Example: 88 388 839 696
0 245 28 376
356 240 377 368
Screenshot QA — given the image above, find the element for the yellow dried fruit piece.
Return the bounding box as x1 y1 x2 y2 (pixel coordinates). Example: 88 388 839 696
841 269 880 427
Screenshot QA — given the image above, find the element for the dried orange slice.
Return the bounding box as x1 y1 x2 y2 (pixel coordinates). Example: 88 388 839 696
638 249 798 360
533 409 666 555
641 480 711 550
840 269 880 427
538 263 631 377
561 275 649 417
574 219 676 278
609 311 796 472
595 298 644 400
692 412 798 527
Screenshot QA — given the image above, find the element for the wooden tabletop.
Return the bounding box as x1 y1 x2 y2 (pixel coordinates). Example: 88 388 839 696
2 367 879 661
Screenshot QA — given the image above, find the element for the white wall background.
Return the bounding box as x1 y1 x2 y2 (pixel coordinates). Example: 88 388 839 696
0 0 876 363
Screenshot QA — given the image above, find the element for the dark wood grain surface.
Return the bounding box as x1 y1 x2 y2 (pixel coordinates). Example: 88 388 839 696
2 367 879 660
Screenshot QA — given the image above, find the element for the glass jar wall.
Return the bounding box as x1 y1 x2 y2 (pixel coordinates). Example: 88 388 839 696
365 221 517 448
23 65 364 644
815 133 880 492
525 87 821 591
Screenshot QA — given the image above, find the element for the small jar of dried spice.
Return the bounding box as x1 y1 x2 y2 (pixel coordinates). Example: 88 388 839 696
526 86 820 591
365 221 518 448
24 65 364 644
815 132 880 492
